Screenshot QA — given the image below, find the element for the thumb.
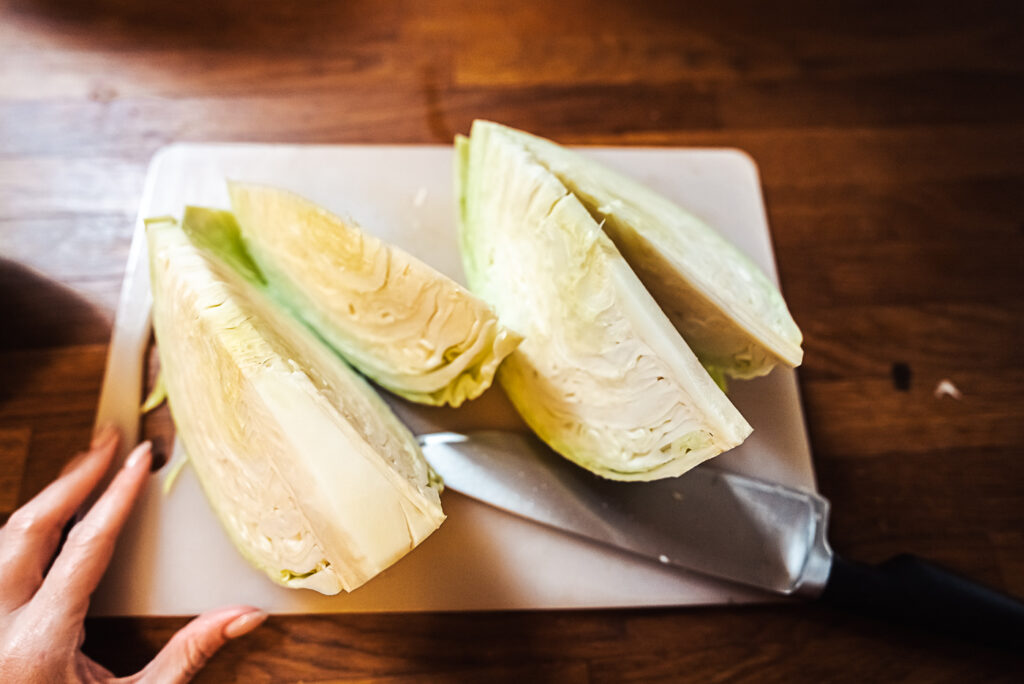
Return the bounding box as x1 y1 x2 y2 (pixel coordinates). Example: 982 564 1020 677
132 606 267 684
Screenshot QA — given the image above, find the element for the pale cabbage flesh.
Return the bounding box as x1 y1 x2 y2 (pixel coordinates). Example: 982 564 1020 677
476 121 803 381
227 182 521 407
148 215 444 594
457 125 752 481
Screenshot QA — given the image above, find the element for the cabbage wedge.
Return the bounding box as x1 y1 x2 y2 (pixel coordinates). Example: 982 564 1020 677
148 213 444 594
456 124 752 481
471 120 803 382
227 182 520 407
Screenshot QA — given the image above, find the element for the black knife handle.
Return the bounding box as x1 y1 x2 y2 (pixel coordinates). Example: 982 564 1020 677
821 553 1024 648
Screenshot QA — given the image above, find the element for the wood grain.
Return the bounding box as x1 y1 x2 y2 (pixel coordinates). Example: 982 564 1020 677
2 0 1023 680
0 427 30 513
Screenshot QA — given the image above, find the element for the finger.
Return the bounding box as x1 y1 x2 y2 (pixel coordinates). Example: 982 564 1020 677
132 606 267 684
33 441 152 623
0 425 120 610
82 656 116 681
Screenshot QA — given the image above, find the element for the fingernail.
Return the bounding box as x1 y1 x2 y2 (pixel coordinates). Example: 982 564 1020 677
149 435 168 472
224 610 268 639
125 441 152 470
91 424 118 449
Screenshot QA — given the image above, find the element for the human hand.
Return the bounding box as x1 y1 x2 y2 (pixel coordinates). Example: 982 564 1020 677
0 426 267 683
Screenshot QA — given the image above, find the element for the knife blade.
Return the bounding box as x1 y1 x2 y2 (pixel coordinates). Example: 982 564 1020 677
418 430 1024 647
418 430 833 597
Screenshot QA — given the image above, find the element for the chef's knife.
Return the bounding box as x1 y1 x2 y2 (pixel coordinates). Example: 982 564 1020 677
419 430 1024 647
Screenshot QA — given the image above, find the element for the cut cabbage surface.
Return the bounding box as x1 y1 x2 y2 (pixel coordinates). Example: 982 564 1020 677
473 121 803 381
456 124 752 481
148 214 445 594
227 182 521 407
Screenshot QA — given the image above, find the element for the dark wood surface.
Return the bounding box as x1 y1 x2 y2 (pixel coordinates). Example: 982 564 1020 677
2 0 1023 680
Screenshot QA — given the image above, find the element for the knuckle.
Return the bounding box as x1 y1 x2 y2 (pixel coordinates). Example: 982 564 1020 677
65 520 115 550
3 509 44 539
182 636 215 676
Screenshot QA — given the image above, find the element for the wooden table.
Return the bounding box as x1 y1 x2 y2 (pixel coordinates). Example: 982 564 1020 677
2 0 1022 680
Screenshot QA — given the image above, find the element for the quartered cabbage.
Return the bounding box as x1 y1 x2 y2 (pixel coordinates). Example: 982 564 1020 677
148 215 445 594
226 182 521 407
472 121 803 382
456 123 752 481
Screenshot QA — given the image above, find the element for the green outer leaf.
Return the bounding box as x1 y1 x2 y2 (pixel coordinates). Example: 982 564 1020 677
181 206 266 286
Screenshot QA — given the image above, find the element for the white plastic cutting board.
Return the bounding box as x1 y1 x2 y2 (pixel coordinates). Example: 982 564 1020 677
90 143 815 616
